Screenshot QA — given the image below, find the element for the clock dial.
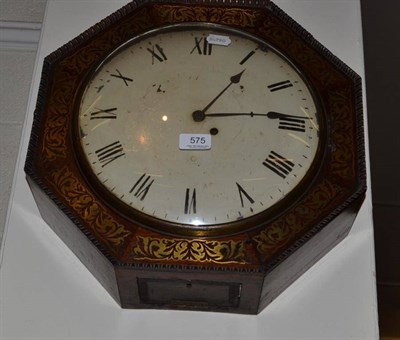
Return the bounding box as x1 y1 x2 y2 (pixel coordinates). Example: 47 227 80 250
78 24 321 227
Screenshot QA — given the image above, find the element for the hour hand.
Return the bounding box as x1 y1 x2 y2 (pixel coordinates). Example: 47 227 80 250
192 70 246 122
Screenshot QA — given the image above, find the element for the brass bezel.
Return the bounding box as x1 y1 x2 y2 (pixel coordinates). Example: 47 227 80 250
71 22 327 238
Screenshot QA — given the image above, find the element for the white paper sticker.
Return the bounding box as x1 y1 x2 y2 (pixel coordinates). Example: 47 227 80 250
179 134 211 150
206 34 231 46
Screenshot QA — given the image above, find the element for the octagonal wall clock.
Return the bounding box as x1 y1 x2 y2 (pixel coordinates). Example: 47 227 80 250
25 0 366 314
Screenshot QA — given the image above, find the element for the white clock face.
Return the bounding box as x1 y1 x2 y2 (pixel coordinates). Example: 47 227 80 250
78 24 321 227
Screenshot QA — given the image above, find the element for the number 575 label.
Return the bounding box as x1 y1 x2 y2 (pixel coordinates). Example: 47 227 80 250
179 133 211 150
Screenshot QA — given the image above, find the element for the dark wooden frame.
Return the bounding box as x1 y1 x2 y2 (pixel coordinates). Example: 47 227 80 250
25 0 366 314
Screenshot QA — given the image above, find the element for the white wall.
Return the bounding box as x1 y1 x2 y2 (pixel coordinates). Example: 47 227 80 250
0 0 46 244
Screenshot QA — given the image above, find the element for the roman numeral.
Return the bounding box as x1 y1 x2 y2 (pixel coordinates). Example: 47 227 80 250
267 111 312 132
263 151 295 179
129 173 155 201
239 50 256 65
184 188 197 214
190 37 212 55
89 107 117 120
268 80 293 92
236 183 255 208
278 116 306 132
110 69 133 86
147 44 167 63
95 141 125 168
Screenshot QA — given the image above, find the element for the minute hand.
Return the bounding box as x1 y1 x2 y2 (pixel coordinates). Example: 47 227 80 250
205 111 313 119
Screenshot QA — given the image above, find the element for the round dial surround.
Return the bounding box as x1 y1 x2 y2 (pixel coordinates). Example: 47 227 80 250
78 24 321 230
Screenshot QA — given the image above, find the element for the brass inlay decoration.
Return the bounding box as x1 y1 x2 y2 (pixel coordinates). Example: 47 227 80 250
154 4 260 28
42 70 78 162
253 178 344 257
132 236 247 264
50 167 131 249
328 86 357 181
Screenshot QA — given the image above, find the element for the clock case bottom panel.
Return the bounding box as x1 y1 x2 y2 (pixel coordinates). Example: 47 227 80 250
27 176 365 314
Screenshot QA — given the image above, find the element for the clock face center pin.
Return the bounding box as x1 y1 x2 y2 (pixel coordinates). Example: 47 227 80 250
192 110 205 122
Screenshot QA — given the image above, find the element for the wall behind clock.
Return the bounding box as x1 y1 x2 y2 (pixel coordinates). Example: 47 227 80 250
0 0 398 337
0 0 46 242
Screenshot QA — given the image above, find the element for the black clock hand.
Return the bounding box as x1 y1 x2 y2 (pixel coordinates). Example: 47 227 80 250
202 70 245 113
203 111 313 119
205 112 264 117
192 70 245 122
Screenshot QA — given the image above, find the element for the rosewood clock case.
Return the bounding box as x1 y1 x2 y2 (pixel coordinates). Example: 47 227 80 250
24 0 366 314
